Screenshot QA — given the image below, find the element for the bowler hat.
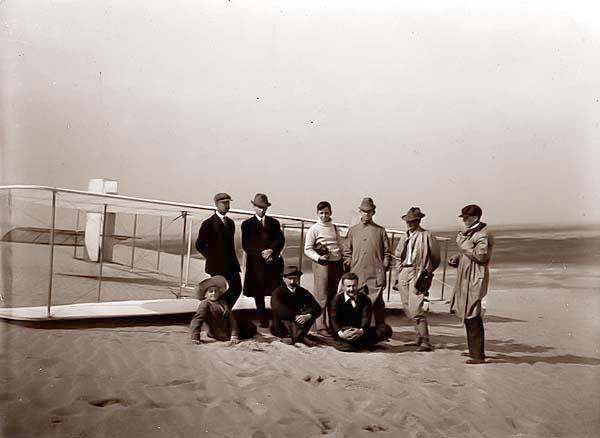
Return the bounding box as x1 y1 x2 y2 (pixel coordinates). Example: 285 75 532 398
459 204 482 218
197 275 229 299
402 207 426 222
358 197 376 212
283 265 303 278
214 192 232 203
251 193 271 208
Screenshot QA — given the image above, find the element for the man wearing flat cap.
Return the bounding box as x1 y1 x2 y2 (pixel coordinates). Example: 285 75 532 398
448 204 494 364
241 193 285 327
270 266 322 346
195 192 242 308
343 197 392 338
393 207 441 351
190 276 257 344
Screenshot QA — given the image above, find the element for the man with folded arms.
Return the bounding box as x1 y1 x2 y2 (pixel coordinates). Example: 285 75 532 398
449 204 494 364
195 192 242 308
270 266 322 346
330 273 389 351
393 207 441 352
343 197 392 340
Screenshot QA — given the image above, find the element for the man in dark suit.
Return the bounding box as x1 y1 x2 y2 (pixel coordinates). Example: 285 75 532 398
241 193 285 327
330 272 392 351
195 193 241 308
270 266 322 346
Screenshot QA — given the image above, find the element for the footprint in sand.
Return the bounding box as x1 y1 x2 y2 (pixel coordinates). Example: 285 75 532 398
88 398 129 408
166 378 194 386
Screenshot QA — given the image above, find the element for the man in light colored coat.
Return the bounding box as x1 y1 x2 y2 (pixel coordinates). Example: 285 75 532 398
343 197 391 338
449 204 493 364
393 207 441 351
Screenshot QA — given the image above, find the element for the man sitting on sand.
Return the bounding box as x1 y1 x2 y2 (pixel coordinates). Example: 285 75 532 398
190 276 257 345
330 273 392 352
270 266 322 346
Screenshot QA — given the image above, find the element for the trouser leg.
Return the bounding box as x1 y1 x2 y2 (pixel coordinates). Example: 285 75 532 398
415 316 433 351
311 262 329 331
290 316 316 342
467 316 485 360
254 294 269 326
223 272 242 308
372 290 386 327
189 309 203 340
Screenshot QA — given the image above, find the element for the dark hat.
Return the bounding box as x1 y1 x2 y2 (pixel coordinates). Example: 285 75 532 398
459 204 483 218
283 265 303 278
251 193 271 208
358 197 376 212
197 275 228 299
213 192 232 203
402 207 426 222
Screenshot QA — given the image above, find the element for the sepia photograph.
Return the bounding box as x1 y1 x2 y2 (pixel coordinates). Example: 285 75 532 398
1 1 599 437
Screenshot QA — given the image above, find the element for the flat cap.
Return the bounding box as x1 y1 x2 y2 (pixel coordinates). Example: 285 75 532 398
214 192 232 203
459 204 483 218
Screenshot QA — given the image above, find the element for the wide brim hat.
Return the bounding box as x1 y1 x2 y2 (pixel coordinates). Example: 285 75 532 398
459 204 482 218
358 197 376 212
251 193 271 208
283 265 303 278
402 207 426 222
197 275 229 299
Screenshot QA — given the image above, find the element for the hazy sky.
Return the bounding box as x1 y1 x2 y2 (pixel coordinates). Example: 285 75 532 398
2 1 599 229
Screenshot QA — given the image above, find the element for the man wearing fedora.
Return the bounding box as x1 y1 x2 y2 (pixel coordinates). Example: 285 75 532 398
195 192 242 308
393 207 441 352
343 197 391 339
448 204 493 364
270 266 322 346
241 193 285 327
190 276 257 344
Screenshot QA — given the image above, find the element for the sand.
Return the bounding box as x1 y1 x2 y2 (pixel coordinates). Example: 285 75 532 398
2 262 599 438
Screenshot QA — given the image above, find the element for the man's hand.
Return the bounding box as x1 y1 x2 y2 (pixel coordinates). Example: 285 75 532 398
448 255 459 267
318 255 330 264
261 249 274 261
346 328 364 341
295 314 311 326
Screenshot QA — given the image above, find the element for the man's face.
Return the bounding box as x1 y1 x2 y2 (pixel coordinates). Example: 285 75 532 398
406 219 420 232
317 207 332 223
343 278 359 298
216 200 230 215
360 209 374 223
253 205 268 217
205 287 219 302
284 275 300 289
462 215 479 228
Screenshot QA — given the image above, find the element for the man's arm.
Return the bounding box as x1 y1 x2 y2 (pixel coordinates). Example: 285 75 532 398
343 228 353 268
359 298 373 330
190 301 209 338
301 288 322 319
459 235 490 265
329 295 343 336
195 220 210 257
304 226 321 262
269 218 285 257
382 229 391 270
426 234 441 272
241 220 262 256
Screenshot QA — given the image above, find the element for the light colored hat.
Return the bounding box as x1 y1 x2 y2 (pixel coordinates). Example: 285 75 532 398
251 193 271 208
358 197 376 212
197 276 228 299
402 207 426 222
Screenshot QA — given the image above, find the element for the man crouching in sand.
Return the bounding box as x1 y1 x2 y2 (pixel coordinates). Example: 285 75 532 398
270 266 322 346
330 273 392 352
190 276 257 345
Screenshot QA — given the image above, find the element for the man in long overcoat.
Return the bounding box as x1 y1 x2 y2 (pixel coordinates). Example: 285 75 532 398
449 204 494 364
343 197 391 338
393 207 441 351
195 192 241 308
241 193 285 327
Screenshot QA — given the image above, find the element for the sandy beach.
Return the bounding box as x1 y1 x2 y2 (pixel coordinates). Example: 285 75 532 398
2 233 599 438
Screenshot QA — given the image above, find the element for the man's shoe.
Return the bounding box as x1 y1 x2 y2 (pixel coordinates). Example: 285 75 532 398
461 351 471 357
298 337 318 347
404 337 422 347
466 358 487 365
417 341 433 352
280 338 294 345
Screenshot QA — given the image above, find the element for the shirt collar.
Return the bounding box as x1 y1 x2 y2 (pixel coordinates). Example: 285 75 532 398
468 222 481 230
343 291 355 302
255 214 265 222
287 285 297 294
216 211 227 221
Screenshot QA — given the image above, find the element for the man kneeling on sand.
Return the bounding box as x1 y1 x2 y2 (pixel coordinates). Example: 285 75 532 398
190 276 257 345
270 266 322 346
330 273 392 352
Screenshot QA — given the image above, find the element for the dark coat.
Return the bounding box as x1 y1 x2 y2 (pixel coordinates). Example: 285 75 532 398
330 292 372 337
190 299 238 341
195 214 240 276
271 285 322 321
241 216 285 297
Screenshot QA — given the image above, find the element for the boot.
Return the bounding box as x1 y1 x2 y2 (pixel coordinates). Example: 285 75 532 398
416 318 433 352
